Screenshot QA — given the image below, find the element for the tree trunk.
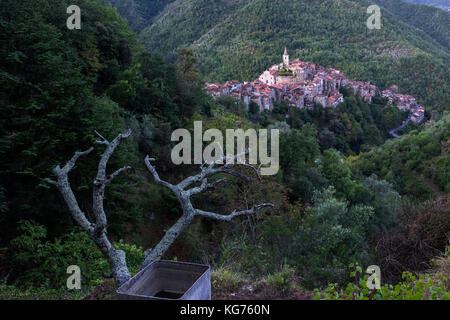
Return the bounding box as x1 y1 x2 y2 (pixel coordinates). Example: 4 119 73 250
92 232 131 286
141 199 196 269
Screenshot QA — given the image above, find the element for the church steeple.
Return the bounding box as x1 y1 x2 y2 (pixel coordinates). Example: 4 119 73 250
283 47 289 66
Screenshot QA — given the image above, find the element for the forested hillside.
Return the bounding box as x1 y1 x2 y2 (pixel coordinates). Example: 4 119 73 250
352 114 450 199
0 0 211 265
374 0 450 49
138 0 449 114
104 0 173 32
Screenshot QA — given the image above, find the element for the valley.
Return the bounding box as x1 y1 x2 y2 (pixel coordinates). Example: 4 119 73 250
0 0 448 302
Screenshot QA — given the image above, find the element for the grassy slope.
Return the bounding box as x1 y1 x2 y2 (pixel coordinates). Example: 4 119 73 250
139 0 449 113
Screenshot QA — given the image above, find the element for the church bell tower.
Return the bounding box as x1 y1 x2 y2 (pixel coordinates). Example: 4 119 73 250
283 47 289 66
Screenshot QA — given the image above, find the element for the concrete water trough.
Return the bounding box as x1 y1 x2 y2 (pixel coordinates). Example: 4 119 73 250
116 260 211 300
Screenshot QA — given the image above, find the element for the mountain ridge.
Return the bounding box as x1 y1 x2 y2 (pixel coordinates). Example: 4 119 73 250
373 0 449 49
403 0 450 12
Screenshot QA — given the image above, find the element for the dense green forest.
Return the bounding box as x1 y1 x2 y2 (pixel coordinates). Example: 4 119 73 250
137 0 449 115
0 0 448 300
0 0 211 285
104 0 173 32
374 0 449 50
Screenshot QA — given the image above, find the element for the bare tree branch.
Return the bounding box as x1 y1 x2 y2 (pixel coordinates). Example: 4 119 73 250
177 165 214 190
45 147 95 234
187 178 227 197
94 128 132 183
218 167 253 182
144 156 179 193
141 149 274 270
141 209 196 267
105 166 132 184
93 129 132 234
45 129 132 286
43 178 57 185
177 149 252 190
61 147 94 174
94 130 109 145
196 203 274 221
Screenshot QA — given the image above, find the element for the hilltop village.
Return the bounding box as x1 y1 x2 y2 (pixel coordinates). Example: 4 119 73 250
206 49 425 123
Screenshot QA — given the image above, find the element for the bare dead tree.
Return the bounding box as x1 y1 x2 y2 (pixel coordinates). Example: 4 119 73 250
44 129 132 286
45 130 273 286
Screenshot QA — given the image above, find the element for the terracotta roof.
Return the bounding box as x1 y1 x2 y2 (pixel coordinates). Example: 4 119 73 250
270 84 284 89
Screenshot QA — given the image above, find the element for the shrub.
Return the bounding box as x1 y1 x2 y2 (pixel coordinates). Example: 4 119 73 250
314 258 450 300
371 196 450 283
8 220 108 290
114 240 145 276
266 264 296 293
434 155 450 192
7 221 148 291
238 187 375 288
211 266 249 299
